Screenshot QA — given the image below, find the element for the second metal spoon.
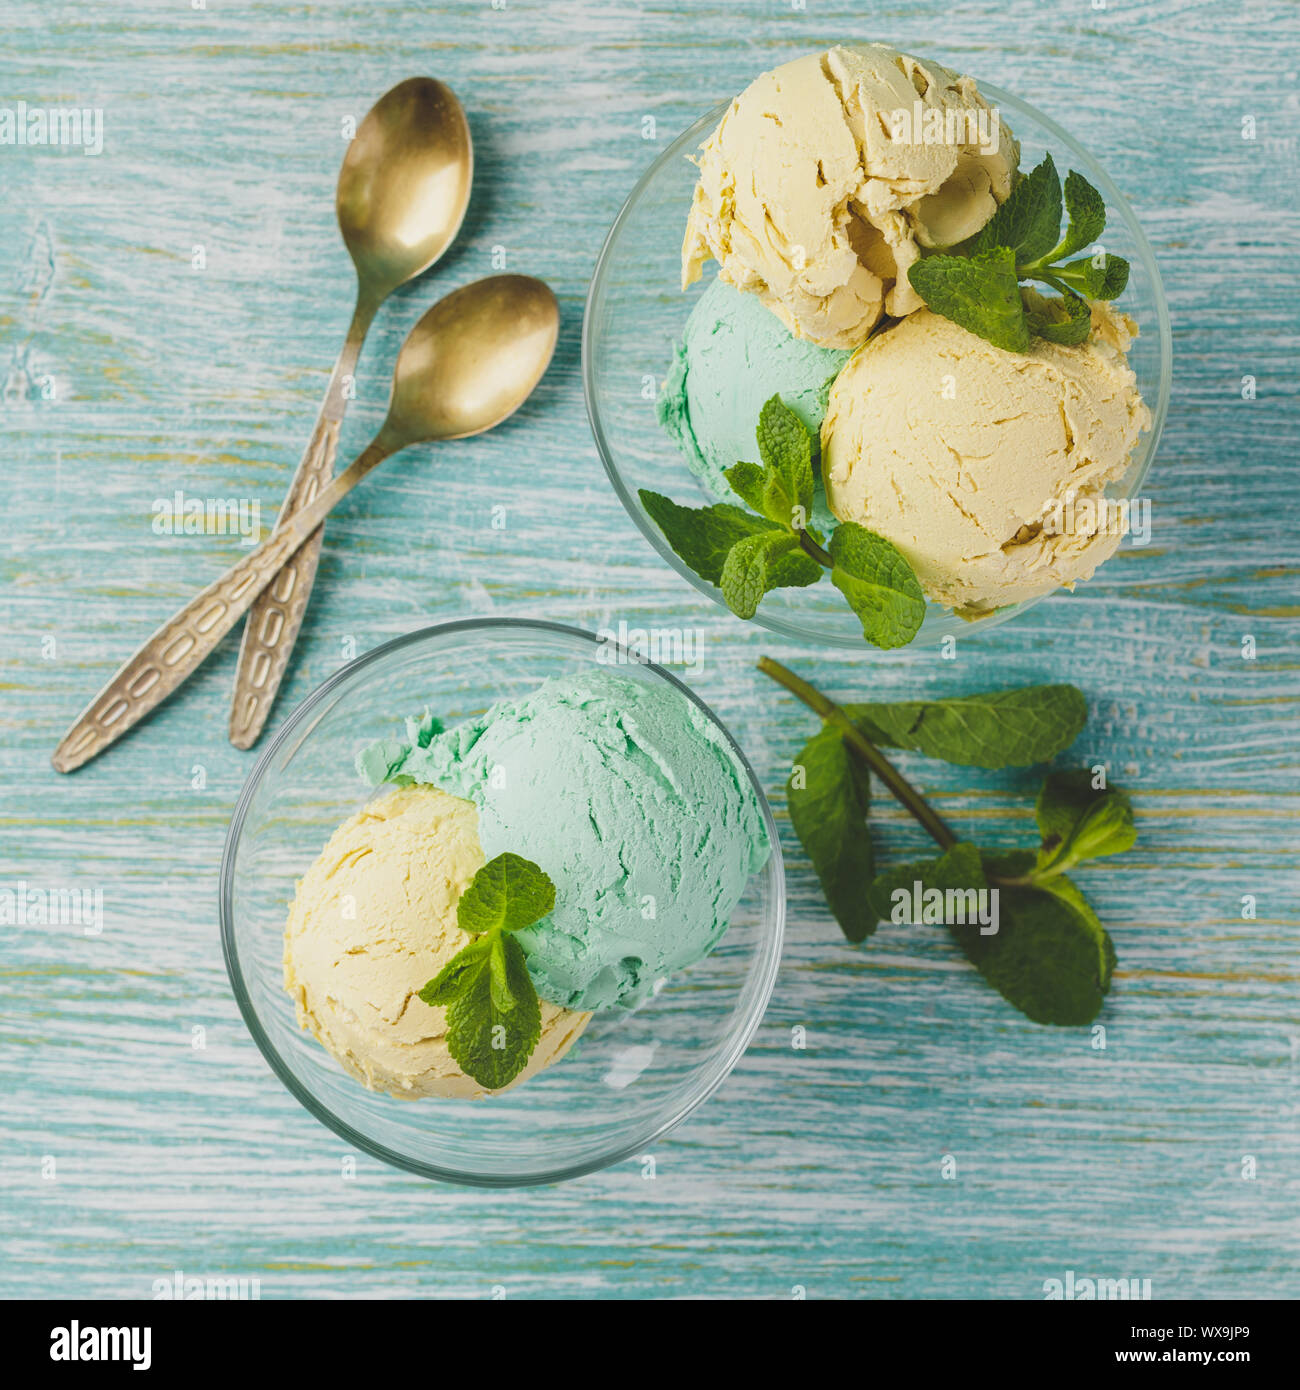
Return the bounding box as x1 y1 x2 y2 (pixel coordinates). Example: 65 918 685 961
229 76 473 751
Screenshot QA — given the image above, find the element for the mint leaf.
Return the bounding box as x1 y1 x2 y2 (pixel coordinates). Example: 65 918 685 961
844 684 1087 769
788 726 874 942
724 458 800 531
757 657 1127 1028
967 154 1062 262
827 523 926 648
1045 254 1127 300
639 489 780 585
755 394 814 520
913 157 1128 352
723 461 767 515
968 850 1115 1025
419 934 492 1008
444 932 541 1091
767 539 823 591
1034 770 1135 875
488 932 517 1013
1090 254 1130 300
874 844 1114 1024
720 533 778 619
722 397 817 529
458 852 556 937
760 468 802 531
866 840 983 927
908 246 1030 353
1054 169 1106 261
647 402 917 637
1023 287 1091 346
719 532 819 619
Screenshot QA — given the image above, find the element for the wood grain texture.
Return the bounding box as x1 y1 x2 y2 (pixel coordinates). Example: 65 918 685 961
2 0 1298 1299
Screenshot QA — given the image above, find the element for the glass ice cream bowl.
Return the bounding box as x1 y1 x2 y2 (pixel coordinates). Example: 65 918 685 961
220 619 785 1187
584 85 1172 649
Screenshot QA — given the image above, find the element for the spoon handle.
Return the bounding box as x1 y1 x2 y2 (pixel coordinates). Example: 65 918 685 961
52 440 392 773
228 296 376 750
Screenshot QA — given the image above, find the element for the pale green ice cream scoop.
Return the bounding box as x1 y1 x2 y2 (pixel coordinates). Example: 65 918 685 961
360 670 771 1012
658 276 851 525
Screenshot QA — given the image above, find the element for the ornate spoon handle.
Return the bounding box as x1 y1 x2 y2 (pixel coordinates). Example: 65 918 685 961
228 298 374 750
52 440 391 773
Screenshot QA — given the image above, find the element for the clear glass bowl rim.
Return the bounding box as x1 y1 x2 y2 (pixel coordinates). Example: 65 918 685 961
582 82 1174 649
219 617 787 1187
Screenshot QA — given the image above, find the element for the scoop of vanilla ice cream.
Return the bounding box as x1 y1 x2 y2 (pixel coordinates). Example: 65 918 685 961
681 43 1018 349
284 784 589 1099
821 303 1152 615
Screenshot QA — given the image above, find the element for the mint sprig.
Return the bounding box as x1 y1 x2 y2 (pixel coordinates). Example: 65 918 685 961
641 396 924 648
418 852 554 1091
907 154 1131 352
760 657 1134 1027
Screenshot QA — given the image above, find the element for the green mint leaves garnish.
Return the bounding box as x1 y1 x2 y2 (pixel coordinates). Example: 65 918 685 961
1053 169 1106 259
641 396 924 648
787 686 1088 948
907 154 1131 352
760 657 1135 1027
418 852 554 1092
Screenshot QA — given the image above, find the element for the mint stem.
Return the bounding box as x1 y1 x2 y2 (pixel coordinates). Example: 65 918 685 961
796 529 834 568
757 656 958 851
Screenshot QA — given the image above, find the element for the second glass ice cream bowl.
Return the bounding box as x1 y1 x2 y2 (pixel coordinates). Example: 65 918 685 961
220 619 785 1187
584 85 1172 649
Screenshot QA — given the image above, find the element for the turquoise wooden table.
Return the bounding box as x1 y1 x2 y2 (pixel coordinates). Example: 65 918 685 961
3 0 1298 1299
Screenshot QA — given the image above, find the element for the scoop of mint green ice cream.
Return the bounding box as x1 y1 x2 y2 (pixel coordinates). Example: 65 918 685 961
359 670 771 1011
657 276 850 527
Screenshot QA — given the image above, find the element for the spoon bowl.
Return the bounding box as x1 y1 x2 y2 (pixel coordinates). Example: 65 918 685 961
336 77 474 303
385 275 561 445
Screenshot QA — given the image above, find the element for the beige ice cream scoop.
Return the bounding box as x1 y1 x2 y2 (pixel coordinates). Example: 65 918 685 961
681 43 1018 350
821 302 1152 616
284 784 589 1100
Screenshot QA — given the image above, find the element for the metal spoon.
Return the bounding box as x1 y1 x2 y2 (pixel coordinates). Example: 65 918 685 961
229 76 473 752
53 276 559 774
